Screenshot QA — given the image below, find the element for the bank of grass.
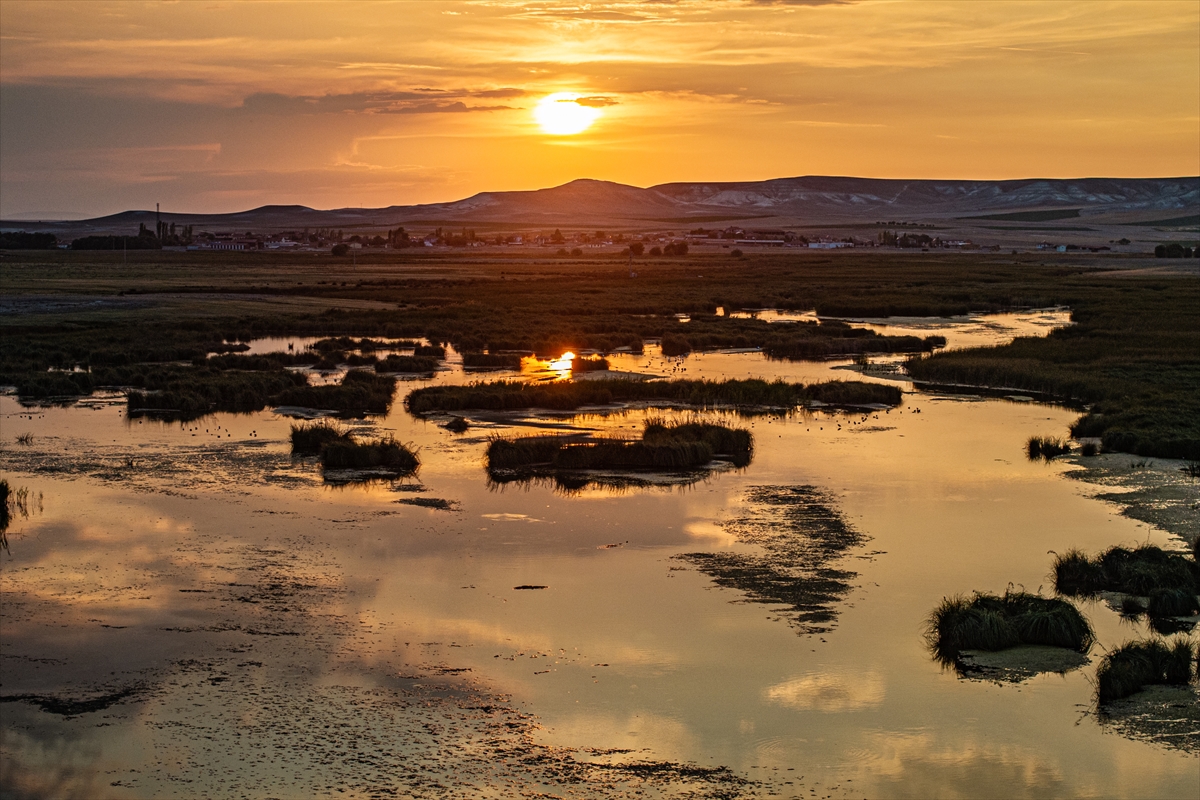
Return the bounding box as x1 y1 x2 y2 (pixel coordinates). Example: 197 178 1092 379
926 591 1095 665
290 422 353 455
487 419 753 476
127 368 309 416
320 436 419 474
1053 544 1199 600
571 356 610 372
3 251 1196 458
375 354 439 373
274 370 397 414
462 352 523 369
1096 638 1197 703
407 378 900 415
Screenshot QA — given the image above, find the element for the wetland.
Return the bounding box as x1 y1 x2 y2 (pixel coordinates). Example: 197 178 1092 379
1 249 1198 798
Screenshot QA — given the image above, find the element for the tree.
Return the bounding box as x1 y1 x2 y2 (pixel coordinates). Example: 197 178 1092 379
629 242 644 256
332 243 350 256
649 246 662 256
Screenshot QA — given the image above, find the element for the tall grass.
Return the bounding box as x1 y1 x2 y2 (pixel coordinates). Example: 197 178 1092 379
320 436 418 474
1027 435 1071 461
486 419 753 475
274 370 397 414
926 590 1094 664
461 352 523 369
1096 638 1196 703
1053 544 1199 602
290 422 353 455
374 354 439 373
407 378 900 415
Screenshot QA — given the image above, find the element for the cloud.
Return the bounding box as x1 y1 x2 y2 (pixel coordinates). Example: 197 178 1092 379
239 92 512 115
573 95 619 108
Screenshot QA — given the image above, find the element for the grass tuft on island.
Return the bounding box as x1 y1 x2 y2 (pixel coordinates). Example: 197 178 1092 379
926 591 1095 666
1053 544 1199 602
407 378 900 415
487 419 753 478
321 436 419 475
1027 435 1072 461
290 422 353 455
1096 638 1197 703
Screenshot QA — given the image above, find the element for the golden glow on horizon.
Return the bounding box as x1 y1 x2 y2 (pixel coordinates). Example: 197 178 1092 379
0 1 1196 215
534 94 601 136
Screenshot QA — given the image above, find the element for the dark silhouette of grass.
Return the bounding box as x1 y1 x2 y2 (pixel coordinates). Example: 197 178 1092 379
486 420 752 476
1027 435 1071 461
926 591 1095 665
290 422 353 455
407 378 900 415
274 370 397 414
374 354 439 373
462 352 523 369
1096 638 1196 703
571 356 610 372
321 436 418 474
443 416 469 433
1053 544 1199 600
128 369 309 418
1147 588 1200 617
413 345 445 359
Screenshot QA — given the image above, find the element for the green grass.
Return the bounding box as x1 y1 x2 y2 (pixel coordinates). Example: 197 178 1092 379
926 590 1094 664
1096 638 1196 703
407 378 900 415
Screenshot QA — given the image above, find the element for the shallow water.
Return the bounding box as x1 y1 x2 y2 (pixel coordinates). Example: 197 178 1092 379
2 316 1196 799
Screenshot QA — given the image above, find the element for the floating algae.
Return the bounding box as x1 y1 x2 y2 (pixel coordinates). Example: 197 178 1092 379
675 485 869 635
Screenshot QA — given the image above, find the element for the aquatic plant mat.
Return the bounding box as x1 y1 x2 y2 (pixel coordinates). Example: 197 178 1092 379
957 645 1090 683
675 485 870 635
1098 684 1200 754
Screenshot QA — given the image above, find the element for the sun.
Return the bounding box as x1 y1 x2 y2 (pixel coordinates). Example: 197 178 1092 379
534 93 601 135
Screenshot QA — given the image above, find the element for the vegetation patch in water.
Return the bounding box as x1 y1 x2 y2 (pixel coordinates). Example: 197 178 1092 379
290 422 354 456
1096 638 1197 704
407 378 899 414
1053 545 1199 606
320 437 418 475
487 419 752 479
926 591 1095 668
461 352 523 369
675 485 869 635
1027 435 1072 460
374 354 439 373
274 370 397 414
127 368 310 418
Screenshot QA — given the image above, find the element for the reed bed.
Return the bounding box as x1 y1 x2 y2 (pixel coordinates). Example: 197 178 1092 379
320 436 419 474
461 352 523 369
926 590 1095 665
290 422 353 455
571 356 610 372
486 419 753 475
274 370 397 414
374 354 439 373
407 378 900 415
1052 545 1199 601
1096 638 1196 703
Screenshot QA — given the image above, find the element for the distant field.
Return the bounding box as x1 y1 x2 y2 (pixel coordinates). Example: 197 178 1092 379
1123 214 1200 227
961 209 1082 222
1 248 1196 458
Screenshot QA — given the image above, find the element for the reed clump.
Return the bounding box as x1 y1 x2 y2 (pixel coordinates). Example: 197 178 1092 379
290 422 353 455
1052 544 1200 601
274 370 397 414
462 352 523 369
926 590 1094 664
320 436 419 474
1096 638 1196 703
571 356 610 372
1027 435 1072 460
486 419 753 476
407 378 900 415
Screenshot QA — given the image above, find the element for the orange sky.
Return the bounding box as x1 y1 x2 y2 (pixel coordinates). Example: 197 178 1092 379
1 0 1197 217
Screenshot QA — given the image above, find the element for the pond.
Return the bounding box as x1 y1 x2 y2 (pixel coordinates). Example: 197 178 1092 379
1 311 1195 799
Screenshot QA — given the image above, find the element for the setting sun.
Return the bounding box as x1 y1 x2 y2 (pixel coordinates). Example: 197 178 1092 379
534 94 600 136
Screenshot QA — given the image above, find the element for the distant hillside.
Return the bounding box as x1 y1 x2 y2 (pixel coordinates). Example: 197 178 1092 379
4 176 1197 237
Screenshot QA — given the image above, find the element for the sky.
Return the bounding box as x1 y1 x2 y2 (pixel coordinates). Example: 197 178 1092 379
1 0 1198 218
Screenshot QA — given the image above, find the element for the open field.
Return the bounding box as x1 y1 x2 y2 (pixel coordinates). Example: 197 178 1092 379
1 248 1197 457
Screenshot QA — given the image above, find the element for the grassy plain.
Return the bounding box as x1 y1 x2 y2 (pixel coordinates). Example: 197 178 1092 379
1 248 1197 456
